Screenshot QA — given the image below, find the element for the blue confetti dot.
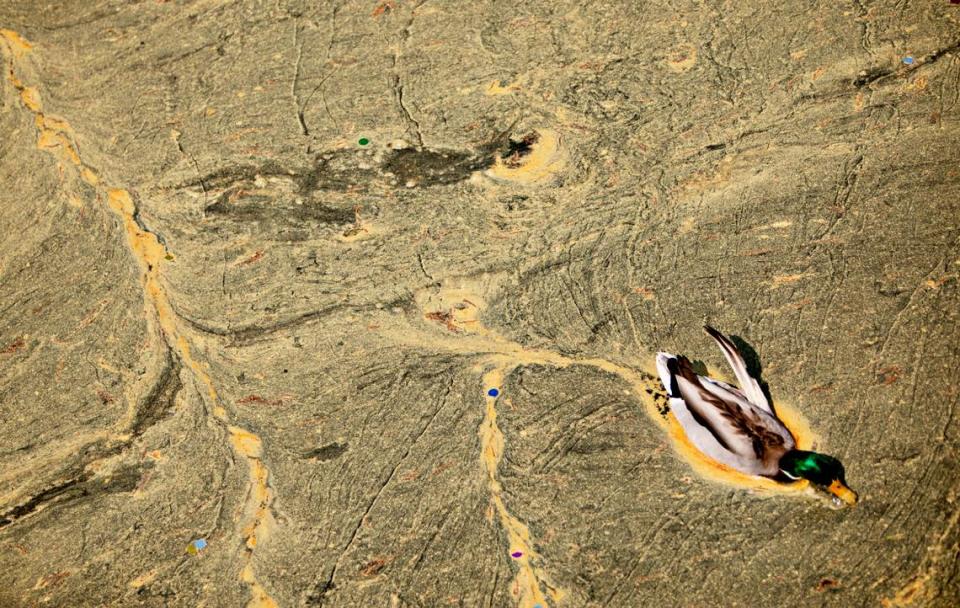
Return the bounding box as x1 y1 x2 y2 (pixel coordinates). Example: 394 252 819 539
186 538 208 555
903 56 914 65
487 388 499 397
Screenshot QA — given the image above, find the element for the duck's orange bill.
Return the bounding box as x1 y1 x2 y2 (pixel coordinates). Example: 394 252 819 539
828 480 858 506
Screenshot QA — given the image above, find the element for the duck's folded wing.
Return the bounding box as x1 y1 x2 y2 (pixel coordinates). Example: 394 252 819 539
700 376 747 400
672 359 761 460
704 326 772 413
700 376 796 450
700 377 761 416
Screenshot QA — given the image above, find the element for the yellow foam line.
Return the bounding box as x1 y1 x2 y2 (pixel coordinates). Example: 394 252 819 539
0 29 31 57
230 426 265 459
20 85 40 111
81 167 99 186
484 78 521 96
2 31 278 608
479 367 567 608
241 564 279 608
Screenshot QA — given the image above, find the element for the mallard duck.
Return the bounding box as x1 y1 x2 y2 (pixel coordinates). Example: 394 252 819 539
656 326 857 507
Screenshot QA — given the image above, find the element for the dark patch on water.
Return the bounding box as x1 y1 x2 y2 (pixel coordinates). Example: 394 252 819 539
380 147 495 186
205 190 356 225
500 132 539 167
853 66 893 87
302 442 349 462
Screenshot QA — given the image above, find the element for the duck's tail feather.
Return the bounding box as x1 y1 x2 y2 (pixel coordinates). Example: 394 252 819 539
655 352 682 398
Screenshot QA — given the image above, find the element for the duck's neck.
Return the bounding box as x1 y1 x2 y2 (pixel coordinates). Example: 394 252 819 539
779 449 816 480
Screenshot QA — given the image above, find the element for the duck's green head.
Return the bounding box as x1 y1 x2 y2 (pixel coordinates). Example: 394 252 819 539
780 450 858 506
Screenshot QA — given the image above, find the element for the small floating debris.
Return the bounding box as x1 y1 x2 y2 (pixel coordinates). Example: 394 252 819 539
186 538 207 555
358 137 370 146
485 128 566 186
487 388 500 398
902 56 914 65
510 551 523 559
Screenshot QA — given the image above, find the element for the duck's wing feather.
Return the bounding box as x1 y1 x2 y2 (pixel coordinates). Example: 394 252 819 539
699 376 796 450
700 377 747 401
703 326 772 413
672 356 764 460
662 354 793 476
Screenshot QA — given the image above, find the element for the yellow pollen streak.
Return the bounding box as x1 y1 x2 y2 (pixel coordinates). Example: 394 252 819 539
2 30 277 608
478 366 567 608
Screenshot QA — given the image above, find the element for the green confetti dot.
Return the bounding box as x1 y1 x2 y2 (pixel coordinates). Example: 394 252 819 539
358 137 370 146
